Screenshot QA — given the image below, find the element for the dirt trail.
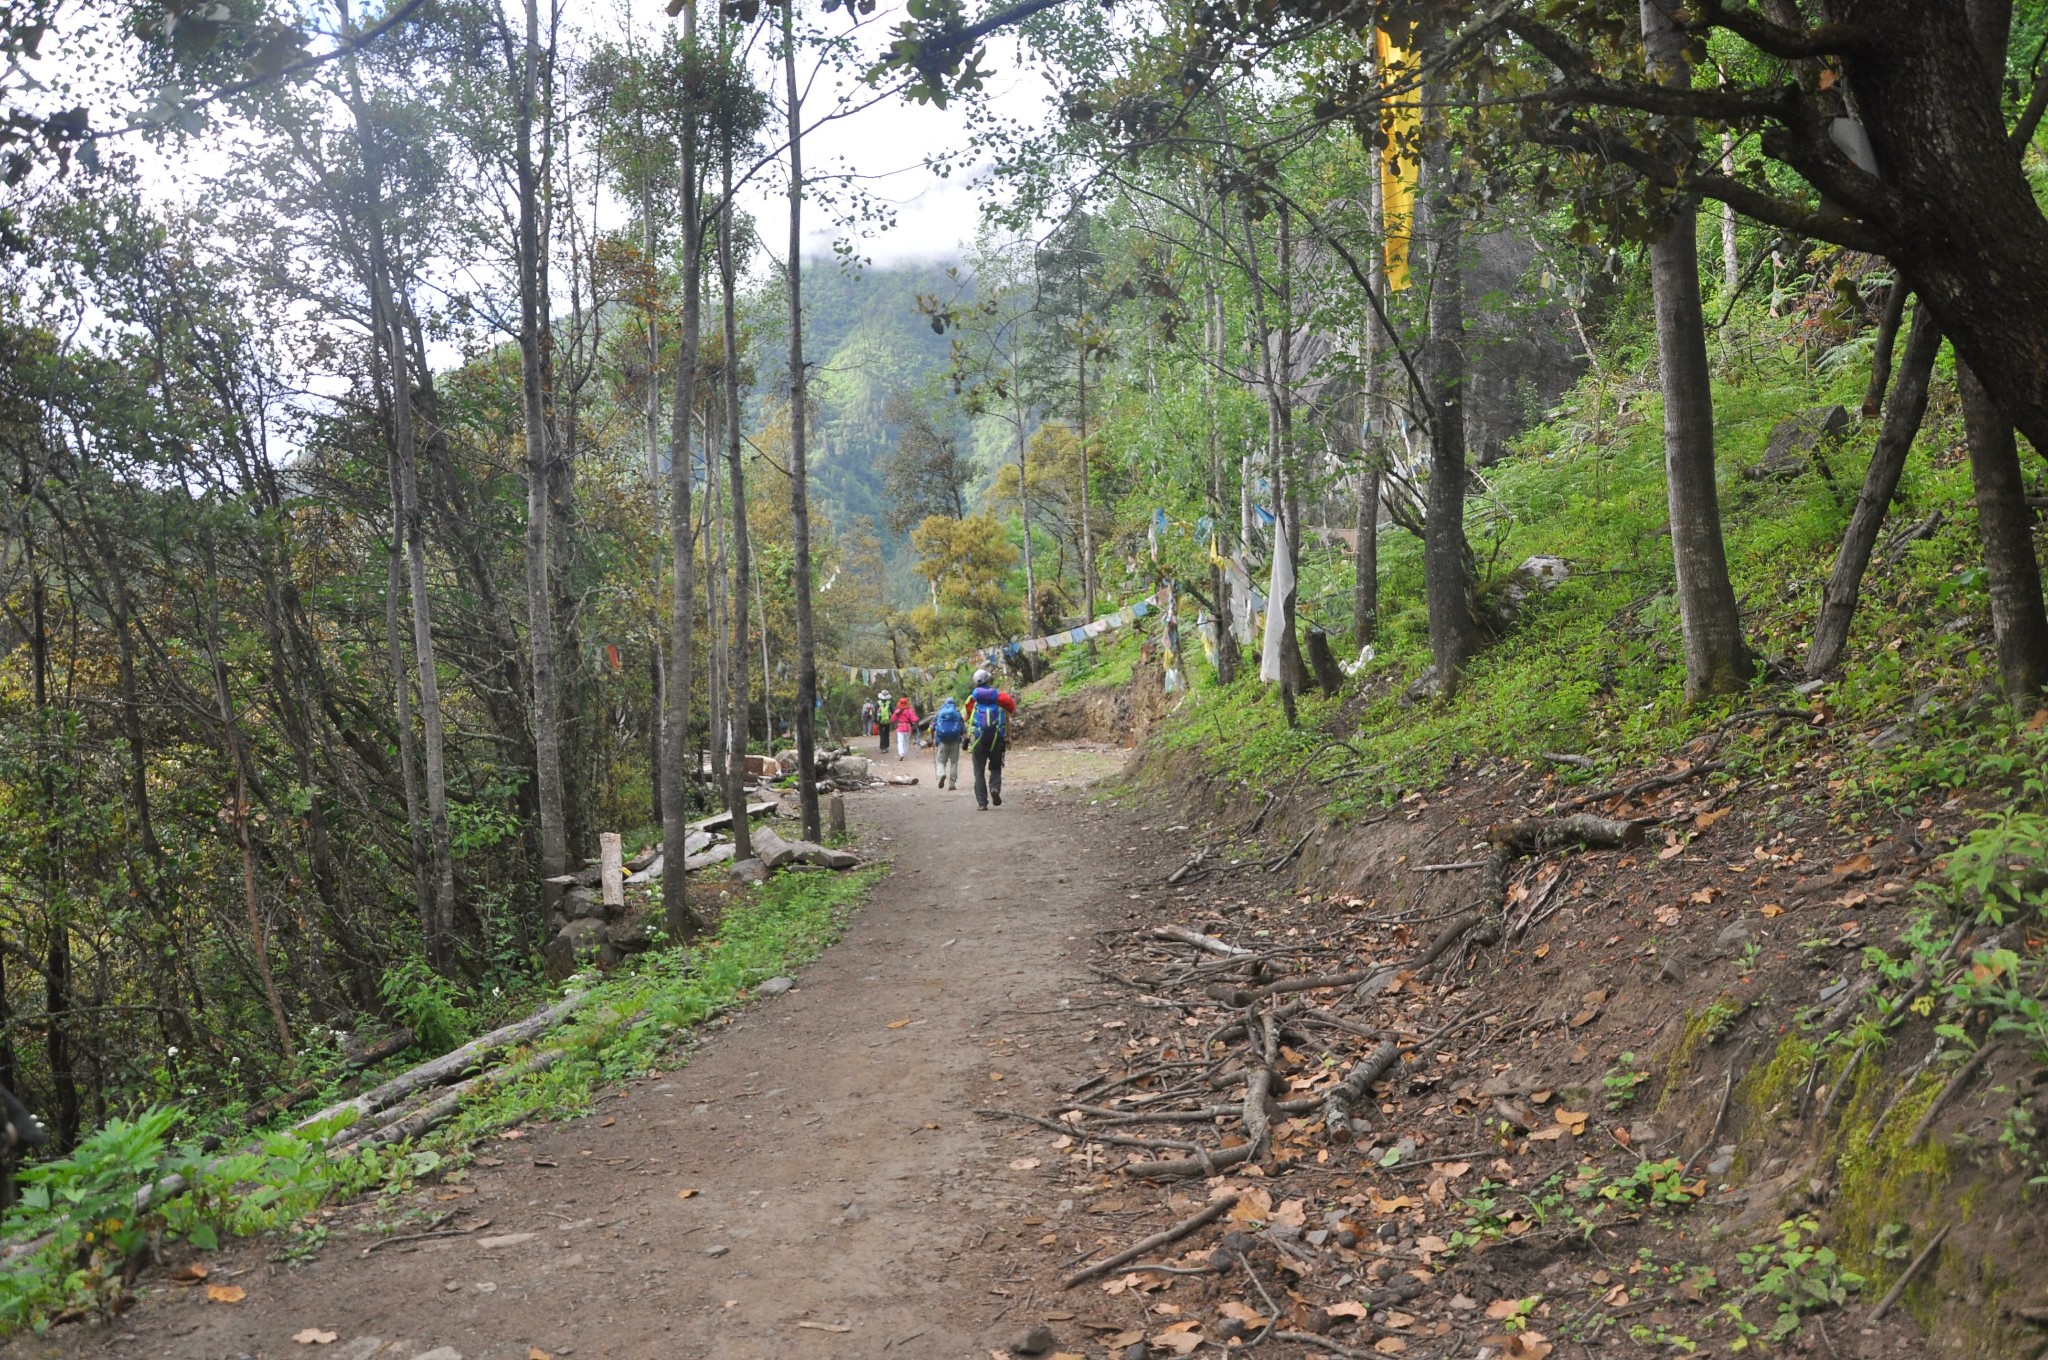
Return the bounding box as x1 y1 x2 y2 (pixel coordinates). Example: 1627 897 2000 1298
11 744 1132 1360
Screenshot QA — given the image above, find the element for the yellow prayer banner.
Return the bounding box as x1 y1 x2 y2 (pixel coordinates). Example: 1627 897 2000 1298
1377 26 1419 292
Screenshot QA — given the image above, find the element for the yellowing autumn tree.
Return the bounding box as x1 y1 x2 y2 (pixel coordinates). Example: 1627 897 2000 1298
909 514 1021 662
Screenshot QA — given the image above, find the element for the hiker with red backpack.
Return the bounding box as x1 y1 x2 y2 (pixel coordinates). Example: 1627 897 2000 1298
964 669 1016 810
890 694 919 761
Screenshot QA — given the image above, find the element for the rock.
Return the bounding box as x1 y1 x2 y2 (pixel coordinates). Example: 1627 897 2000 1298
756 976 795 997
811 847 859 870
1707 1145 1736 1177
623 852 662 884
828 754 871 781
752 826 801 870
1792 678 1827 696
624 843 659 873
707 1244 730 1257
1657 955 1687 984
1716 920 1752 949
1009 1325 1058 1356
1867 724 1910 751
544 918 607 978
1515 554 1571 589
728 858 767 885
413 1350 464 1360
743 753 782 778
605 920 655 950
476 1233 536 1250
684 842 736 872
565 887 605 920
775 748 800 772
1745 405 1849 481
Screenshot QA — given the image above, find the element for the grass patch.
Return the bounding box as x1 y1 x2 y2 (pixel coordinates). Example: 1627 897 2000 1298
1133 300 2043 829
0 867 878 1334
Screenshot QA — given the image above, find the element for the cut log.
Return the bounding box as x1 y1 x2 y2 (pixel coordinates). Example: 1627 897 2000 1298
687 801 776 834
599 832 624 909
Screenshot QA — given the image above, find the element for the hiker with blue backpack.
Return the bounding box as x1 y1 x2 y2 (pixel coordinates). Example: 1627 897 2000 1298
964 668 1017 810
932 696 966 789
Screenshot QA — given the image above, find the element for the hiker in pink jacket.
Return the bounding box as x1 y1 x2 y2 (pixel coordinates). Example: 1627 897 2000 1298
890 695 919 761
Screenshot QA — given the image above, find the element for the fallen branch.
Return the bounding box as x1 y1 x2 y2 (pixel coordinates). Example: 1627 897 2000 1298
1558 762 1723 813
1263 829 1314 873
1907 1042 1999 1148
1164 852 1208 885
1061 1194 1239 1288
1867 1222 1949 1321
1151 925 1251 957
1539 751 1599 771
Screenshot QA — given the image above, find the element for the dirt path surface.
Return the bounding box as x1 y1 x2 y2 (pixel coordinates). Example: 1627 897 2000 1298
10 744 1134 1360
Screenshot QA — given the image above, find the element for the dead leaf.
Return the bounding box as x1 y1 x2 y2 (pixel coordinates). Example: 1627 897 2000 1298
1010 1158 1042 1171
169 1263 209 1284
1415 1235 1448 1254
2028 708 2048 732
1271 1198 1307 1229
1326 1301 1370 1320
1533 943 1550 959
1689 886 1721 904
206 1285 246 1305
1373 1339 1408 1354
1831 852 1875 881
1508 1332 1554 1358
1604 1283 1629 1306
886 1018 912 1029
676 1188 700 1200
1654 905 1682 927
1658 842 1686 861
1484 1300 1521 1320
1218 1300 1270 1325
989 1072 1004 1082
1383 1311 1417 1328
1439 1161 1471 1179
291 1330 338 1346
1555 1108 1589 1135
1695 807 1730 829
530 1349 555 1360
1760 904 1785 918
1150 1320 1205 1355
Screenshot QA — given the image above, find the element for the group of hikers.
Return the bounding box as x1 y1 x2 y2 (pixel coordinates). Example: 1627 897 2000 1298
858 670 1016 811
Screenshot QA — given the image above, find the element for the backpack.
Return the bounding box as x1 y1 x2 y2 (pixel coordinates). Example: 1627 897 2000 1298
970 686 1008 741
934 701 965 741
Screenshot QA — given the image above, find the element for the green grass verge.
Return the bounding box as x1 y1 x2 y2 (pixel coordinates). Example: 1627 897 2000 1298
0 867 878 1334
1129 300 2048 828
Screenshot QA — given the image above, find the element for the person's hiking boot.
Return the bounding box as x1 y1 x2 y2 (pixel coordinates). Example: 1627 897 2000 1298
991 791 1002 807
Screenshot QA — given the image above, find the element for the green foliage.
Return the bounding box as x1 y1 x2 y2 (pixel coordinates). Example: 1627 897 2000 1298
378 958 474 1055
1726 1216 1864 1348
1602 1052 1649 1111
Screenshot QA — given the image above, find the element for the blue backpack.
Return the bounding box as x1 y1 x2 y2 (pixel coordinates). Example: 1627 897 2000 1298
970 686 1008 741
934 699 965 742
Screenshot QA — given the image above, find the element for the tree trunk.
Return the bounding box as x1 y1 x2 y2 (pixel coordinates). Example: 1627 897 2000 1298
1354 168 1385 651
514 0 569 920
343 50 457 968
784 0 822 842
1077 340 1096 624
1958 360 2048 700
662 0 706 938
720 125 755 862
1860 281 1910 419
1417 85 1474 694
1643 0 1750 701
1806 304 1941 676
